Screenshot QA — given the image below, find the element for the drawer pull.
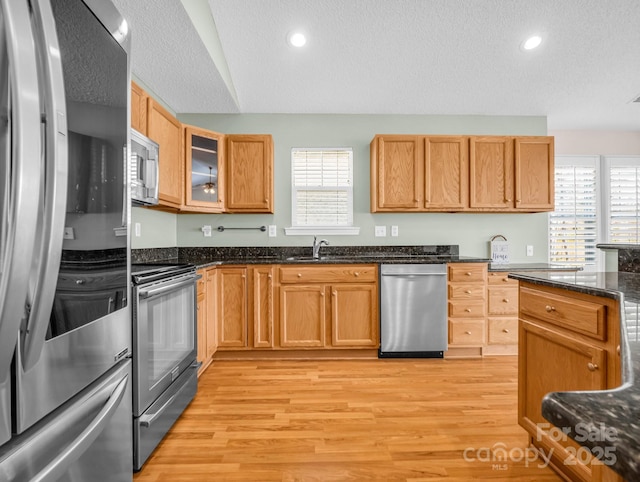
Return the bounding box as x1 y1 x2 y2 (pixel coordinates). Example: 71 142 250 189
297 273 302 278
465 290 472 294
354 272 360 277
464 308 471 313
545 305 556 312
502 278 509 282
587 362 599 372
502 329 510 334
465 331 472 335
502 298 509 303
465 272 472 276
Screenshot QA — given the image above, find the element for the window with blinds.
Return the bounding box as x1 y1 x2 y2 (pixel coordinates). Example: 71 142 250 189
291 148 353 227
548 157 599 268
607 158 640 244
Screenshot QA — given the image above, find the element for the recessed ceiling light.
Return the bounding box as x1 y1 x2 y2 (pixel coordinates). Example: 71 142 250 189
521 35 543 51
287 31 307 48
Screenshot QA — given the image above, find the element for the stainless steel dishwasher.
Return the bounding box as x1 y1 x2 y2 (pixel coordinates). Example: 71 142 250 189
379 264 448 358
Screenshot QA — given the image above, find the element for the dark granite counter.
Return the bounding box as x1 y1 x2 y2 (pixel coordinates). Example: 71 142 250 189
132 245 491 269
508 270 640 480
488 263 581 273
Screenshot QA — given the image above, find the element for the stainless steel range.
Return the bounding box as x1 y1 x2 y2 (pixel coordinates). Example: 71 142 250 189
131 263 199 470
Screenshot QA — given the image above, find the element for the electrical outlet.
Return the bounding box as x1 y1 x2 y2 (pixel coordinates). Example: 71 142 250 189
391 225 399 237
268 225 277 237
526 245 534 257
134 223 141 237
201 225 212 237
63 227 75 240
375 225 387 237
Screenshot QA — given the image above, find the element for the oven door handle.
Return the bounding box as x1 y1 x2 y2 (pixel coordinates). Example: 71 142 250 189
139 362 200 428
139 275 198 300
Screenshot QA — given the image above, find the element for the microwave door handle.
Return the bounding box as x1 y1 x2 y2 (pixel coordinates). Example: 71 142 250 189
19 0 68 373
30 373 129 482
0 0 42 379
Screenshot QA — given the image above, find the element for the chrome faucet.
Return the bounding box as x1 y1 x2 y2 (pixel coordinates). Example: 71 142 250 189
312 236 329 259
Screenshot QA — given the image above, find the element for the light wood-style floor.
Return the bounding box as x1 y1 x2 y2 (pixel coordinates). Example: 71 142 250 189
134 356 562 481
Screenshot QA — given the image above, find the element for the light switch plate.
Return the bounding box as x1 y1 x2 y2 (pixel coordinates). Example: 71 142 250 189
375 225 387 237
268 225 277 237
526 245 534 256
391 225 399 237
134 223 141 237
63 227 75 240
202 225 212 237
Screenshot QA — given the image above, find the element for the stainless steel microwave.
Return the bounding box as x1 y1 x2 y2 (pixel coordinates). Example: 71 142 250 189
131 128 159 205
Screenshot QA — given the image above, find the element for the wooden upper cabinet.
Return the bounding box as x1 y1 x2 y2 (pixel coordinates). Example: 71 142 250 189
130 81 148 135
147 98 183 209
183 125 225 213
226 135 273 213
424 136 468 210
469 136 514 209
515 136 554 211
371 135 422 211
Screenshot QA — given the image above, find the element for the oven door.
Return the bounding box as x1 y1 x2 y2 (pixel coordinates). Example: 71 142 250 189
133 272 198 416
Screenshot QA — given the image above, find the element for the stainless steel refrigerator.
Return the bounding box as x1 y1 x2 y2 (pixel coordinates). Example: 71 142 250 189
0 0 133 480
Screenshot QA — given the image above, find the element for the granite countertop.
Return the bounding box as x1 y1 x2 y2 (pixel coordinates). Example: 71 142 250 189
488 263 581 272
508 270 640 480
187 253 490 269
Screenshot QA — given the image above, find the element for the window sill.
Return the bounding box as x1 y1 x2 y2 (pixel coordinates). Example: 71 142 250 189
284 226 361 236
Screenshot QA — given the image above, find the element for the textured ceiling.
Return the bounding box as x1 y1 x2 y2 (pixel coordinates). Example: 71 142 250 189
112 0 640 130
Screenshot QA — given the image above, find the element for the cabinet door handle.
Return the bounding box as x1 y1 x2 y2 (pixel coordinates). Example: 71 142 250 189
502 298 509 303
267 274 272 279
505 198 512 202
617 345 621 356
502 329 509 334
545 305 556 312
464 308 471 313
587 362 599 372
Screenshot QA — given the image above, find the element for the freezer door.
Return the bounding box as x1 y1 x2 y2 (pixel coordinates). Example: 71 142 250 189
0 360 132 482
0 0 43 445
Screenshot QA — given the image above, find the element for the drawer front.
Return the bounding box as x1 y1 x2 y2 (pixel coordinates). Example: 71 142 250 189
520 286 606 340
488 317 518 344
448 263 487 283
449 320 485 345
279 265 376 283
488 287 518 315
488 271 518 286
448 299 486 318
448 284 485 300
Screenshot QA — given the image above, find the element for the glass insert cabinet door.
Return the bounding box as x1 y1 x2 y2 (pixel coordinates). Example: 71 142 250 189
184 125 224 211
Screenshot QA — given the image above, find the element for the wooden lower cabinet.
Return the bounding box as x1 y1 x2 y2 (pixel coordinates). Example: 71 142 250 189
196 269 209 376
331 284 378 347
217 267 248 348
484 271 518 355
447 263 487 356
252 266 274 348
279 285 326 347
518 282 622 482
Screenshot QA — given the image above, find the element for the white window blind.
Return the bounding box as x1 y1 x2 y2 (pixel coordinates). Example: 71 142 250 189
548 157 599 268
291 148 353 227
607 158 640 244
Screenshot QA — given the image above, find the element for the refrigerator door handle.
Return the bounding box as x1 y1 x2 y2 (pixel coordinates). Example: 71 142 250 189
30 373 129 482
20 0 68 372
0 0 43 378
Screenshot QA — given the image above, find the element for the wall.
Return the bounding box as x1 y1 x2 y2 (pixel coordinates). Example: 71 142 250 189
550 130 640 156
134 113 549 263
550 129 640 271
